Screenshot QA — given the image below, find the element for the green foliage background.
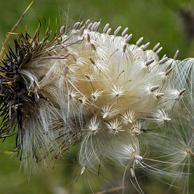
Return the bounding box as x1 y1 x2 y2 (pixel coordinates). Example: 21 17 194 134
0 0 194 193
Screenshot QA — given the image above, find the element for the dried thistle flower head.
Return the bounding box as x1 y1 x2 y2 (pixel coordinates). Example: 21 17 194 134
1 17 194 193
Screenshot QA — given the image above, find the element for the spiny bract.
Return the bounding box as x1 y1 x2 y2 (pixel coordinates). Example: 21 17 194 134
0 19 194 192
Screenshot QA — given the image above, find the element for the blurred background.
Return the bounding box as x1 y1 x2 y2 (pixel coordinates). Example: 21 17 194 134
0 0 194 193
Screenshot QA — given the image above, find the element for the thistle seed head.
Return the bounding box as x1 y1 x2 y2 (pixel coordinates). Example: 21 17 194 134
1 17 194 193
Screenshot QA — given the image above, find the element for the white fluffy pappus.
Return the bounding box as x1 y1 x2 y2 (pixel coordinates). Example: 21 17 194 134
0 18 194 193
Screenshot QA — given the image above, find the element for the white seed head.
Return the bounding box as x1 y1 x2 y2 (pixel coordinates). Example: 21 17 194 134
91 90 103 102
87 116 100 134
110 85 125 99
120 110 135 125
105 119 123 134
2 17 194 193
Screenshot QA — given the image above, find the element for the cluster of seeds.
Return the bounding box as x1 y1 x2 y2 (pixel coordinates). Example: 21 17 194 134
1 19 194 192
